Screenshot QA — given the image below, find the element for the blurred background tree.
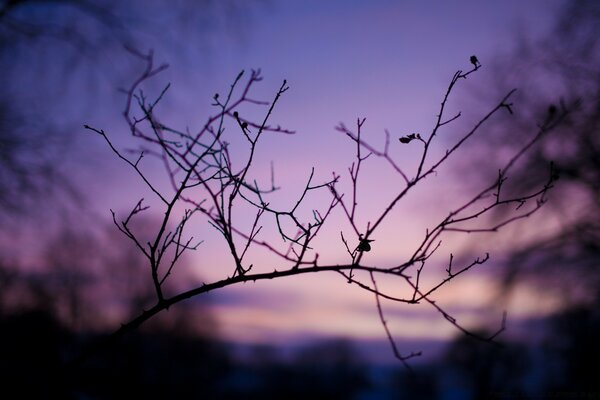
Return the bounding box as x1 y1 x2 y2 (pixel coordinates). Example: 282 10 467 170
481 0 600 304
0 1 255 397
441 1 600 398
0 0 256 220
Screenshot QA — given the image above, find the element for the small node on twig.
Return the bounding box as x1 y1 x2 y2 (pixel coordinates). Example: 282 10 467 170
502 102 514 115
544 104 557 124
346 271 355 283
399 133 421 144
446 253 454 276
356 234 374 252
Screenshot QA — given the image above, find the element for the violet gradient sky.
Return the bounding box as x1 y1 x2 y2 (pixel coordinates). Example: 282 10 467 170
16 0 566 363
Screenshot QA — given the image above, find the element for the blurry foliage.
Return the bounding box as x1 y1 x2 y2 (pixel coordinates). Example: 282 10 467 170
0 306 378 399
218 340 370 400
0 0 257 219
542 303 600 393
0 310 73 398
0 0 124 218
441 1 600 398
0 219 217 333
440 333 530 399
0 86 78 217
0 3 257 394
0 220 228 397
435 305 600 399
474 0 600 305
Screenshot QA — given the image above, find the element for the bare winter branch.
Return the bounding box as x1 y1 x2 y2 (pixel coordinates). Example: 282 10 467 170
74 54 572 372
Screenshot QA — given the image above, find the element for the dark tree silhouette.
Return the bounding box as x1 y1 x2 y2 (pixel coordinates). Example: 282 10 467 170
437 2 600 397
472 0 600 306
0 218 228 397
0 0 256 219
75 49 571 372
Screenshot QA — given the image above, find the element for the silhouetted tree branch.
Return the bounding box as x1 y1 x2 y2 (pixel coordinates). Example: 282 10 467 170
75 50 568 370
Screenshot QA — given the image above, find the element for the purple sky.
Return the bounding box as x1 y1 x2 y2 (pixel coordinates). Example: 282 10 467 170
8 0 566 364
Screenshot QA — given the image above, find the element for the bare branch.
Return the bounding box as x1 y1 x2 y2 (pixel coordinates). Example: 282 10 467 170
75 55 571 372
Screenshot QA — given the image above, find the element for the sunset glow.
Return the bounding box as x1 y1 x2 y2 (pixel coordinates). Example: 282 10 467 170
6 0 596 397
